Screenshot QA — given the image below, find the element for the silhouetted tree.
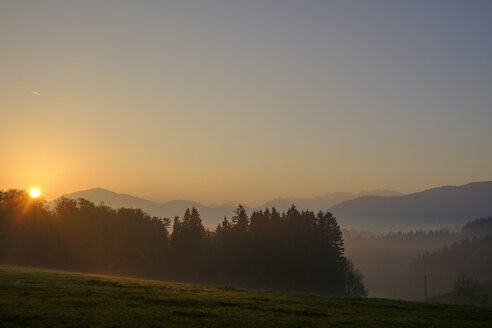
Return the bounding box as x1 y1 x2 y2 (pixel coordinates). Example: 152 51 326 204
453 274 479 305
0 189 366 296
231 204 249 233
462 217 492 238
170 207 206 280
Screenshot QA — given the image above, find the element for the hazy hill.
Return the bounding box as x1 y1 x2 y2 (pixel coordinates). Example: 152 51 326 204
51 189 401 228
407 236 492 298
52 182 492 230
329 182 492 231
52 188 236 227
283 190 401 213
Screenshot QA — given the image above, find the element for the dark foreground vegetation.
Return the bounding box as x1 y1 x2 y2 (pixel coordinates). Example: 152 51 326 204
431 279 492 307
1 265 491 328
0 189 365 296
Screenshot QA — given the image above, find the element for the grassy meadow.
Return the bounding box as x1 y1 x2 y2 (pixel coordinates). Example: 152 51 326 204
1 264 491 328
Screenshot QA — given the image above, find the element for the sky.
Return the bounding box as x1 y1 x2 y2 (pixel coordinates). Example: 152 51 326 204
1 0 491 205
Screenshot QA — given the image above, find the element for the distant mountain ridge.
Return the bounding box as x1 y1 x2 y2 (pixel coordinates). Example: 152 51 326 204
282 190 401 212
50 188 401 228
329 181 492 231
52 182 492 231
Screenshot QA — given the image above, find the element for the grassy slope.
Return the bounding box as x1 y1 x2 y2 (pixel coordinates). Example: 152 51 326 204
1 265 491 328
431 280 492 307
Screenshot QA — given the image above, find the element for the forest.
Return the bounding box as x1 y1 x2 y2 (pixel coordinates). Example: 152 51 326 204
0 189 366 296
344 217 492 299
409 235 492 295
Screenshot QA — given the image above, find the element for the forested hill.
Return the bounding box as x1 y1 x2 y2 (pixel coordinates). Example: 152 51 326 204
329 181 492 231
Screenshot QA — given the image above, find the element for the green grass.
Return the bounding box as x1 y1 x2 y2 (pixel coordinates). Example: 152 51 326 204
431 280 492 307
1 265 491 327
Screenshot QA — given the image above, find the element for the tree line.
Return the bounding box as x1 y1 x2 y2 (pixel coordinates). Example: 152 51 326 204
405 217 492 288
462 217 492 238
343 218 492 300
408 235 492 295
0 189 366 296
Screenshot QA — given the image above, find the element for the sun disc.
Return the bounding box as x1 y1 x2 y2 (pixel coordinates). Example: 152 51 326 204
29 188 41 198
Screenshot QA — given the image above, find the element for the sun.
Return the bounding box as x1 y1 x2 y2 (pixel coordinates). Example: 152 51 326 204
29 188 41 198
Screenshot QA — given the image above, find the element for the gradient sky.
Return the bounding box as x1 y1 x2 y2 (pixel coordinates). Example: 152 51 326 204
1 0 491 205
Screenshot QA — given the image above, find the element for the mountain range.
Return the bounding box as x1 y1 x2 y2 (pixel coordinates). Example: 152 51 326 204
52 181 492 231
51 188 401 228
330 181 492 231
